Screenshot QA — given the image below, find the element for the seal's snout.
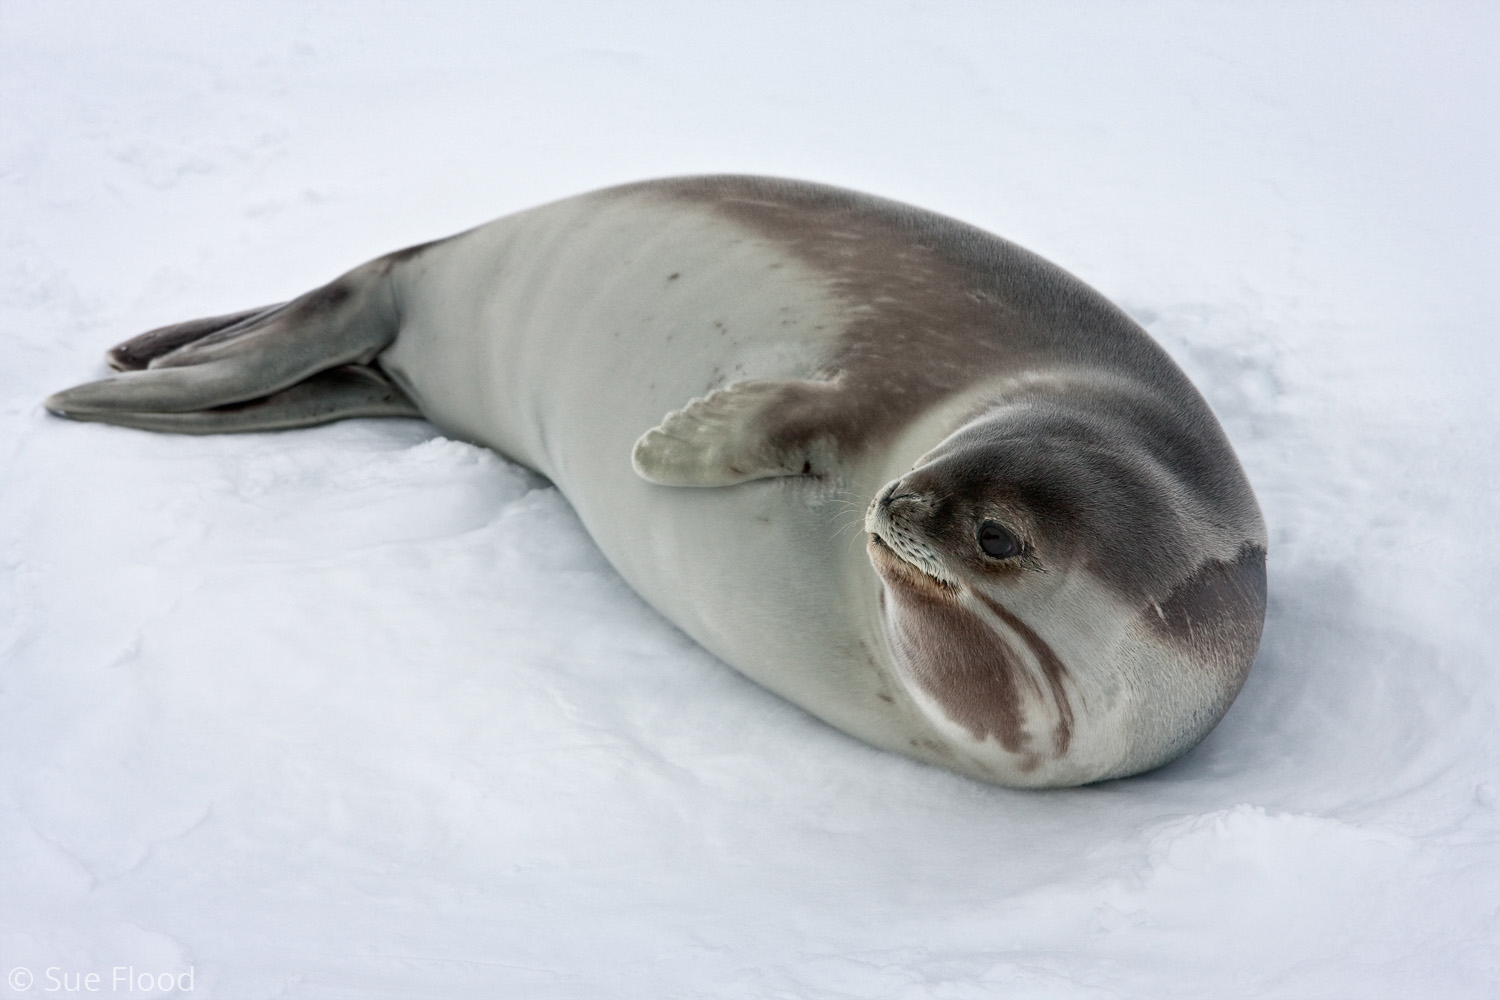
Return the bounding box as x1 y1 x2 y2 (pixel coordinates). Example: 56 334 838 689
866 479 924 534
872 477 929 512
864 479 957 588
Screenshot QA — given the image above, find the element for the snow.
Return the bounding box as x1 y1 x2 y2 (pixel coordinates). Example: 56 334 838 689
3 2 1498 996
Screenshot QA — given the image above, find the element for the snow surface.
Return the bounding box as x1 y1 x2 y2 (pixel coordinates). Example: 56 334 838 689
3 2 1499 997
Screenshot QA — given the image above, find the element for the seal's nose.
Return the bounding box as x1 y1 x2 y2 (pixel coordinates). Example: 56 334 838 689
866 482 901 535
878 481 928 513
867 479 928 536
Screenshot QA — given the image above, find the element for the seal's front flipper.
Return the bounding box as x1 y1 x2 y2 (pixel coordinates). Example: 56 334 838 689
632 378 843 486
47 364 419 434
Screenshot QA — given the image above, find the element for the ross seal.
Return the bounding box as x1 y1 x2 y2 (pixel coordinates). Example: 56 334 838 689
46 176 1267 787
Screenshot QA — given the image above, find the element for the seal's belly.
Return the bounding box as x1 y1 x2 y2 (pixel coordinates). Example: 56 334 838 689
378 192 917 746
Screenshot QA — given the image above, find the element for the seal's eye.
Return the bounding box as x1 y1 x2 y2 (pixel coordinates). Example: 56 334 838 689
977 521 1020 559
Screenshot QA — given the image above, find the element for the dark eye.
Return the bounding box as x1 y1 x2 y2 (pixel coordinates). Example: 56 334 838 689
977 521 1020 559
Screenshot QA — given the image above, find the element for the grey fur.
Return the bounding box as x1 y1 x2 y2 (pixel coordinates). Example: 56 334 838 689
46 176 1267 787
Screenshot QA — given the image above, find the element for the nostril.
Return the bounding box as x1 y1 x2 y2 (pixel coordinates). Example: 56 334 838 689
872 483 924 524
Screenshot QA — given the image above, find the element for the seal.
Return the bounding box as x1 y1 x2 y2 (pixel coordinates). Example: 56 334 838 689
46 176 1267 787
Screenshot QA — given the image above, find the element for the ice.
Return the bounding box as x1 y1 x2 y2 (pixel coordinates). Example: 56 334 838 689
3 3 1497 996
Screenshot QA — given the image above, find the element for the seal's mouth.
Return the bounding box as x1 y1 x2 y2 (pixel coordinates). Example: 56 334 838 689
867 531 958 593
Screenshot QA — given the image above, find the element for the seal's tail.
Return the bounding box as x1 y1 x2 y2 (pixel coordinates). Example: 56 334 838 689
44 259 420 434
104 303 287 372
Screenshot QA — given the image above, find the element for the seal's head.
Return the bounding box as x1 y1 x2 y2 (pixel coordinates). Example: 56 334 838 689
865 396 1267 787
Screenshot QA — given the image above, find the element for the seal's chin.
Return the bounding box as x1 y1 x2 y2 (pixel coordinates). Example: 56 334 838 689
867 532 958 594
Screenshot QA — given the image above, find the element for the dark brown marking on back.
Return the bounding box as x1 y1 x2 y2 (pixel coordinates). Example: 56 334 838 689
628 176 1217 459
1147 543 1267 684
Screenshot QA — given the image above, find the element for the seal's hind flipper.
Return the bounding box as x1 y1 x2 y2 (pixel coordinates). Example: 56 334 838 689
632 378 842 486
48 261 401 424
47 364 419 434
107 303 287 371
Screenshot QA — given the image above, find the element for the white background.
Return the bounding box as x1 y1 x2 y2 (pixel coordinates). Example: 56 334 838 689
3 2 1497 996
